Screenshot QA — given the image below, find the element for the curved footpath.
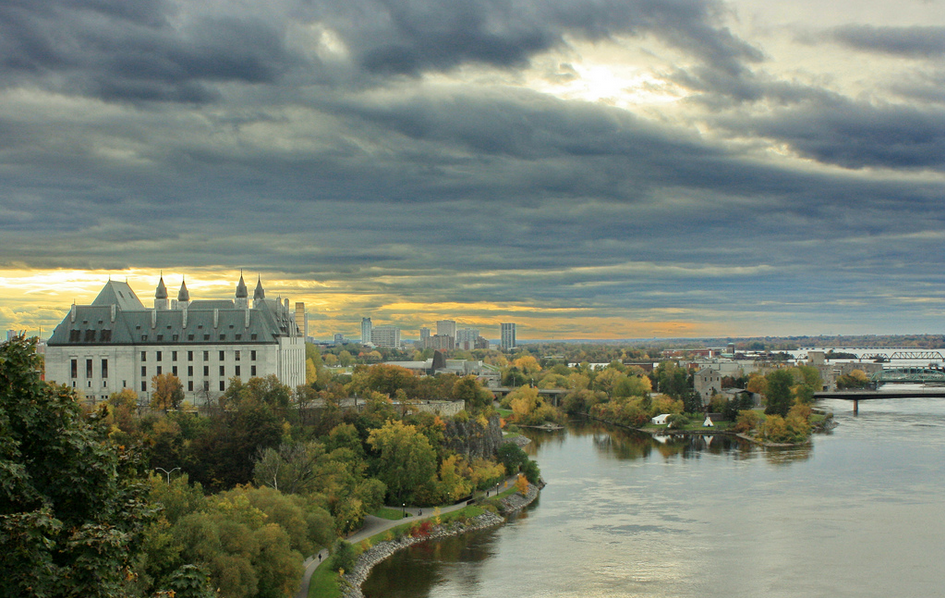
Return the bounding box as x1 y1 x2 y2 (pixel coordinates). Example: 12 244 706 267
294 476 541 598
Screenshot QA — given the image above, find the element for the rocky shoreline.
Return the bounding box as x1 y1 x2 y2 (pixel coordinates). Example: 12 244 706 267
340 482 542 598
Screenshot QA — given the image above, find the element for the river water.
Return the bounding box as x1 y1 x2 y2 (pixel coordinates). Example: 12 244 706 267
363 397 945 598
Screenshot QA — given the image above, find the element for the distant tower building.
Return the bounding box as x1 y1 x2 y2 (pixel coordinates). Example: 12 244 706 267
456 328 480 350
333 333 344 345
431 334 454 351
371 325 401 349
501 323 516 351
419 327 431 348
295 303 308 340
361 317 373 345
436 320 456 340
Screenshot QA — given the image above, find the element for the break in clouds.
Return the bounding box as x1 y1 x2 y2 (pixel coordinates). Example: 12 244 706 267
1 0 944 337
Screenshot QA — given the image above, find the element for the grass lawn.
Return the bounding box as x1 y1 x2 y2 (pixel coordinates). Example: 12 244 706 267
308 561 341 598
371 507 405 521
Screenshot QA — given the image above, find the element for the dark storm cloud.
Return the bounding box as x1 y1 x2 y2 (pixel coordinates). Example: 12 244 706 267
725 99 945 171
0 0 296 102
319 0 764 102
831 25 945 58
0 0 767 105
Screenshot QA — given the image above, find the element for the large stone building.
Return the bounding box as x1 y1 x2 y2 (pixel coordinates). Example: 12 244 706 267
46 275 305 405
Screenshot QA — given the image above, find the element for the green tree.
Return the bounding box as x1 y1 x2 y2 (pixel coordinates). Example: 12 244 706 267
367 420 437 504
765 370 794 417
0 336 155 598
453 375 493 415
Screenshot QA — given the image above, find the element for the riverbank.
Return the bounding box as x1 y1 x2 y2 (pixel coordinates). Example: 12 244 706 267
340 482 543 598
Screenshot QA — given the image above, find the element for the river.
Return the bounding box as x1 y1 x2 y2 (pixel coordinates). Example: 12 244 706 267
363 397 945 598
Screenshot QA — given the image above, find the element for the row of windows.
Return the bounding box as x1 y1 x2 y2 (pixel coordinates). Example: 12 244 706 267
141 350 257 362
71 358 107 378
140 365 256 378
71 358 256 380
69 329 112 342
139 333 259 342
140 377 250 393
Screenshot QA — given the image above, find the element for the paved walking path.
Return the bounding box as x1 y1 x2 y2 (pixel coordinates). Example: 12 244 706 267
294 476 518 598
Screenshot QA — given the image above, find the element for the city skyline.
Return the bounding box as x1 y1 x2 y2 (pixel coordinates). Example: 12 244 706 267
1 1 944 339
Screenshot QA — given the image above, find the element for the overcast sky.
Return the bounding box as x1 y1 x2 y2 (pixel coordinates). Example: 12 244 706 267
1 0 944 340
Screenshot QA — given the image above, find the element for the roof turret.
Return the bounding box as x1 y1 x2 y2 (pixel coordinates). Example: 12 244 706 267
178 278 190 302
236 273 248 298
155 275 168 299
253 276 265 301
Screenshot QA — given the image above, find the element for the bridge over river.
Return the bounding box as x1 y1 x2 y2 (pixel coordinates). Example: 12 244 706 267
815 388 945 414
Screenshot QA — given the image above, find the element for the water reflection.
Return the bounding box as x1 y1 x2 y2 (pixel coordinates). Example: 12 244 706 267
572 418 811 464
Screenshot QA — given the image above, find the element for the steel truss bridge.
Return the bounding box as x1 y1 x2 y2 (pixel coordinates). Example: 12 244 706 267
861 351 945 361
869 366 945 384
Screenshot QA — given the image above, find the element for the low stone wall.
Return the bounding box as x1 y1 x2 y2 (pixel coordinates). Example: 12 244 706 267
340 483 542 598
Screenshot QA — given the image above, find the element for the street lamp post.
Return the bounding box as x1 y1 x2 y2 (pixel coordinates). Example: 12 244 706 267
402 502 406 518
155 466 180 484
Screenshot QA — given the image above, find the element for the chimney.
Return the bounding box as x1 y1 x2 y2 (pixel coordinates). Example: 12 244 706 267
110 305 116 323
213 309 219 328
151 309 157 328
182 308 188 328
70 303 76 323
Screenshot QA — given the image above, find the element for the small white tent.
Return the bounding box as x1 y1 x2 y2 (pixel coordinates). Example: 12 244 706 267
703 416 714 427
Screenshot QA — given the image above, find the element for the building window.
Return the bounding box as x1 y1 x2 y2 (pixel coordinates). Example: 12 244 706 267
235 334 242 340
188 380 193 392
220 334 226 341
141 351 147 361
172 334 179 341
203 351 209 361
188 351 193 361
101 359 108 378
141 366 147 377
157 366 162 375
172 351 178 361
86 359 93 378
251 365 257 377
219 351 225 361
69 330 80 342
71 359 78 378
219 381 225 391
156 351 162 362
141 335 148 341
219 365 225 376
235 365 241 377
203 366 209 376
141 381 147 392
235 351 240 362
172 366 178 376
100 329 111 342
251 334 258 341
188 334 195 341
188 365 193 376
251 350 257 361
203 334 210 341
85 330 96 342
156 335 163 341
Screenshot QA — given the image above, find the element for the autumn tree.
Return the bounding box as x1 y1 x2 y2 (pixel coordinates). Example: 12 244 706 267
151 372 185 412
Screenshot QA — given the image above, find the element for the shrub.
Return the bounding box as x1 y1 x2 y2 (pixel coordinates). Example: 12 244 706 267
330 540 356 573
